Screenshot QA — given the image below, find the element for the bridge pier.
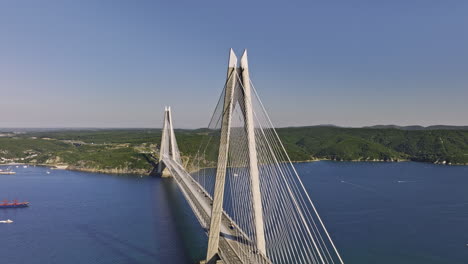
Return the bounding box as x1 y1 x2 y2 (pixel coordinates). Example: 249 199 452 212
156 161 172 177
160 169 172 178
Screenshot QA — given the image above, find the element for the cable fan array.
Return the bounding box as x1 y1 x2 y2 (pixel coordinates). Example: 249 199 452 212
189 68 344 264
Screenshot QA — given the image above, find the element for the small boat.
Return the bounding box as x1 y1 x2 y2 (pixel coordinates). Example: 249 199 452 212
15 166 19 168
0 219 13 224
46 171 51 174
0 170 16 175
0 200 29 208
23 165 28 168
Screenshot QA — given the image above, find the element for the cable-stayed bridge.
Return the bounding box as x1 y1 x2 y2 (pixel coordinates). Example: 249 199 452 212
157 49 344 264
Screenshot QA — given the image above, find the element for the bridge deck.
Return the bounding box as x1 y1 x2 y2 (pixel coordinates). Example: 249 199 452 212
162 158 271 264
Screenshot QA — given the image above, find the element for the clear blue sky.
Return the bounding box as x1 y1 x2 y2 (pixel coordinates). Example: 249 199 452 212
1 1 467 128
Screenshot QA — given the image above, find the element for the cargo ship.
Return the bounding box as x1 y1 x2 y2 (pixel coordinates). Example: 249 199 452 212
0 200 29 208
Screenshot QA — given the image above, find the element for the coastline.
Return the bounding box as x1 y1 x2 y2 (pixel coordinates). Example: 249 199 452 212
1 162 149 176
2 158 466 177
293 157 468 166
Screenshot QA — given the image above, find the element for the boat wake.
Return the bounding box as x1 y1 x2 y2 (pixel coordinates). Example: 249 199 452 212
397 180 416 183
340 180 379 194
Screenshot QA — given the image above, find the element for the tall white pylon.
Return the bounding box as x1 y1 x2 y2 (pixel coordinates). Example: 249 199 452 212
158 106 181 177
240 50 266 256
206 49 266 262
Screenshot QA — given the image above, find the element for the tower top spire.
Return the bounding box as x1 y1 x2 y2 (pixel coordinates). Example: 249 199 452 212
228 48 238 68
240 49 248 70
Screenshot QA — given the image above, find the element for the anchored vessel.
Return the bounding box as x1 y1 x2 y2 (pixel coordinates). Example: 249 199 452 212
0 171 16 175
0 200 29 208
0 168 16 175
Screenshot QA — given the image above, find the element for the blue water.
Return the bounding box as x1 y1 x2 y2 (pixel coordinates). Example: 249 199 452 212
0 162 467 263
0 166 206 264
297 161 468 264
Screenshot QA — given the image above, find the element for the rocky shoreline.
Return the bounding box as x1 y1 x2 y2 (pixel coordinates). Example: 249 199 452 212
2 162 150 175
65 165 149 175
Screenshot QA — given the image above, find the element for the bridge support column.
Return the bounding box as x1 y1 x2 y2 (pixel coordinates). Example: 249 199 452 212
206 49 266 262
167 107 177 162
239 50 266 254
157 106 178 178
206 49 237 262
157 162 172 177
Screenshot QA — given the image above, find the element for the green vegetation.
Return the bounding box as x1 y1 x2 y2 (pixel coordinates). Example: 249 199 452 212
276 127 468 164
0 127 467 175
0 130 161 174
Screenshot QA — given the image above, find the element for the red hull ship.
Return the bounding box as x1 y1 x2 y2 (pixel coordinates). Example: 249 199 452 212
0 200 29 208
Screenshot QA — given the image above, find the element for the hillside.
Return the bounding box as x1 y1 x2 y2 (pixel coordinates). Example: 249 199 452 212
364 125 468 130
0 127 467 175
276 127 468 164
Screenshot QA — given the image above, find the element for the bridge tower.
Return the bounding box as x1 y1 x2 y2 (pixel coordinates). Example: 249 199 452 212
157 106 180 177
206 49 266 262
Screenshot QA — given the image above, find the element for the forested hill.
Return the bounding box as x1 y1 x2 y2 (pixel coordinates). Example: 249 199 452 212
364 125 468 130
276 126 468 164
0 126 467 175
